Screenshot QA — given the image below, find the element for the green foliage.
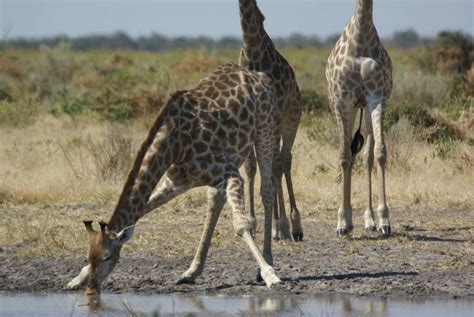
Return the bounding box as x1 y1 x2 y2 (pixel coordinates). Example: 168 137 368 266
391 64 453 108
386 102 465 145
434 133 456 160
386 103 435 130
103 103 134 122
0 88 13 102
305 114 338 146
0 100 38 127
33 42 81 99
435 31 473 55
301 89 328 113
418 31 473 75
314 163 329 174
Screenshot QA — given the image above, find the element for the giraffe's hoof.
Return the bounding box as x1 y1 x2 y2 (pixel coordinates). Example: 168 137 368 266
365 225 377 233
175 277 196 285
378 225 391 236
292 231 304 241
256 269 263 283
336 225 353 237
336 228 348 236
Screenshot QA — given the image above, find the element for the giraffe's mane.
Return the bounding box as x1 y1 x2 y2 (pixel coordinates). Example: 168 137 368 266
254 2 265 22
109 91 186 229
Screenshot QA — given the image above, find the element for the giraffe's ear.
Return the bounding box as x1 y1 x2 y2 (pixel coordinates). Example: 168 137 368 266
114 225 135 245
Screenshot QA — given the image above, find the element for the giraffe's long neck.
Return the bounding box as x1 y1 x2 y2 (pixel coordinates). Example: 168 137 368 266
107 95 183 233
350 0 378 46
354 0 373 27
239 0 272 56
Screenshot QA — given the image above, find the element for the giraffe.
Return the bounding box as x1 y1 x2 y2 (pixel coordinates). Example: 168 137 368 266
325 0 393 236
239 0 303 241
66 63 282 294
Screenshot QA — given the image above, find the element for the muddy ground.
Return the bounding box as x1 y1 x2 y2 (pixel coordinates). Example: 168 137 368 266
0 203 473 299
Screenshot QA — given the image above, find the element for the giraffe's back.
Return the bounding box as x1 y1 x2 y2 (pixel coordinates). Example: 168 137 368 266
169 63 276 182
326 18 393 105
240 45 301 112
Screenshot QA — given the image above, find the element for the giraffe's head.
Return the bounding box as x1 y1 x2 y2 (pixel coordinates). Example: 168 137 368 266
82 220 134 295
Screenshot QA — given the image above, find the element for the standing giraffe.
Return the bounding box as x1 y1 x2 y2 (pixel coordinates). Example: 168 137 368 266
239 0 303 241
66 63 282 294
325 0 392 236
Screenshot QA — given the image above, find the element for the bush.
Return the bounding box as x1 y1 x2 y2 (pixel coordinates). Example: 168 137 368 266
305 114 338 145
391 64 452 108
430 31 473 75
0 88 13 102
386 102 465 143
86 128 133 181
103 103 134 122
30 42 82 99
301 89 329 113
0 100 38 127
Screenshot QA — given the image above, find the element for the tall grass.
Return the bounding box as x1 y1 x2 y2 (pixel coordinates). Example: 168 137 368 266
0 46 472 208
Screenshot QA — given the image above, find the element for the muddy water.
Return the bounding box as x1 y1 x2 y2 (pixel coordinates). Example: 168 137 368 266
1 293 472 317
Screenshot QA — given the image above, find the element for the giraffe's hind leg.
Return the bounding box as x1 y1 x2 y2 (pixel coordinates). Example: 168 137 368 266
334 101 357 236
272 135 290 240
275 163 291 240
369 100 390 235
281 95 303 241
244 150 257 237
176 186 226 284
363 108 376 232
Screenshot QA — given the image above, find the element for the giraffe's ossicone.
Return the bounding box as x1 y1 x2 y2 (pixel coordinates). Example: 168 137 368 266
67 63 282 294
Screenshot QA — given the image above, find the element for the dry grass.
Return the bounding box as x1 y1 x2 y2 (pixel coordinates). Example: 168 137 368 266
1 113 472 208
0 47 472 262
0 113 472 259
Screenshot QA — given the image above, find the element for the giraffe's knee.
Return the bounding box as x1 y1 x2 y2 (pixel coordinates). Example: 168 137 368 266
339 150 352 170
233 214 252 236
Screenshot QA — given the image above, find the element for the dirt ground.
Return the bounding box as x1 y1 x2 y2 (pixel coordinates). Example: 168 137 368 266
0 202 473 299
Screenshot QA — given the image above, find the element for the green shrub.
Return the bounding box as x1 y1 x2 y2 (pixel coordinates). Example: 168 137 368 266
0 88 13 102
61 97 91 115
418 31 473 75
103 103 134 121
386 102 465 144
300 89 329 113
391 64 452 108
0 100 38 127
305 114 338 145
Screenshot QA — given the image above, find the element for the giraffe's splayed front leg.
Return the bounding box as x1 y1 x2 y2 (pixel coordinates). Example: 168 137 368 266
66 265 90 289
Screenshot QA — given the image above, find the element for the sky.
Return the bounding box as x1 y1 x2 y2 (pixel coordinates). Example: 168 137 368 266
0 0 473 40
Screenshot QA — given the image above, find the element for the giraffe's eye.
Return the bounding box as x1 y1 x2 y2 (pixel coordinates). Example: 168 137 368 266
102 255 112 262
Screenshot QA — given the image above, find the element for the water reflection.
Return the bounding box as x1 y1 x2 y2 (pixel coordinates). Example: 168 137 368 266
0 293 472 317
